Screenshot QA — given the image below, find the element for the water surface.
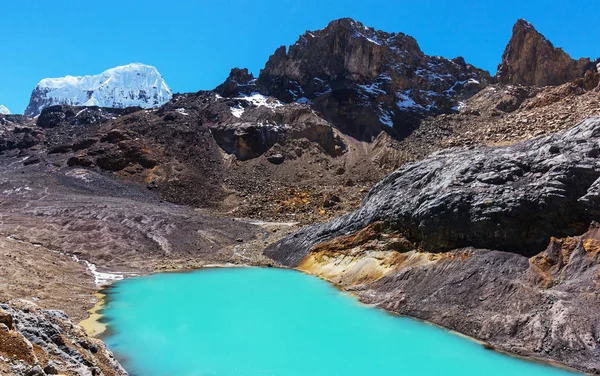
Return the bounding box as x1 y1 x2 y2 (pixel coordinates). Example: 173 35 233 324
102 267 579 376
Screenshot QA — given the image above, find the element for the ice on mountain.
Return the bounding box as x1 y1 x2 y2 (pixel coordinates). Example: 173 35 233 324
25 63 172 116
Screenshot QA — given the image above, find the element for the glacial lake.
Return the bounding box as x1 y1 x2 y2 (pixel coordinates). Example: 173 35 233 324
101 267 579 376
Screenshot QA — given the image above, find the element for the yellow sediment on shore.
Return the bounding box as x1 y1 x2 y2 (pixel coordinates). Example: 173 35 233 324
79 292 108 337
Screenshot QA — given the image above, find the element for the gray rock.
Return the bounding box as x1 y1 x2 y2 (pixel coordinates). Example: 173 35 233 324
25 365 45 376
267 117 600 265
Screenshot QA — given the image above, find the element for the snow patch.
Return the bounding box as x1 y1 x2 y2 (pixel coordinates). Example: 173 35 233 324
236 92 283 109
359 82 386 95
5 234 129 287
231 105 244 118
378 110 394 127
230 92 283 118
0 105 10 115
82 260 125 286
396 91 424 110
451 101 467 112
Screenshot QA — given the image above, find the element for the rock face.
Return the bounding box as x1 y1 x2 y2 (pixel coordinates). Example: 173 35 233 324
202 94 345 160
218 18 492 140
25 63 172 117
0 301 127 376
267 117 600 265
497 19 591 87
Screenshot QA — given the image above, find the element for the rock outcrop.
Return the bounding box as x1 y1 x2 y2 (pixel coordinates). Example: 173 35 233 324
267 117 600 264
497 19 592 87
266 118 600 373
0 301 127 376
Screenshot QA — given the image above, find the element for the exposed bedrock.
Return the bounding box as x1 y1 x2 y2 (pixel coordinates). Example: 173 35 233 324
497 19 592 87
265 117 600 373
208 102 346 160
0 301 127 375
267 117 600 264
294 222 600 373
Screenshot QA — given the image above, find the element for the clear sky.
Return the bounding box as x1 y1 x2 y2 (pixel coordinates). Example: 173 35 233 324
1 0 598 114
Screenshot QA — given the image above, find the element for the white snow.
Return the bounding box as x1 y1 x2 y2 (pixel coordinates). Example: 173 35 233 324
0 105 10 115
378 110 394 127
230 92 283 118
231 105 244 118
175 108 188 116
359 82 386 95
366 37 381 45
82 260 125 286
396 91 424 110
26 63 173 116
237 92 283 108
451 101 467 112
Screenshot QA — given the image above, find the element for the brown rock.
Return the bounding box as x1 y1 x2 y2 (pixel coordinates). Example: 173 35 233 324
0 308 13 330
497 19 591 87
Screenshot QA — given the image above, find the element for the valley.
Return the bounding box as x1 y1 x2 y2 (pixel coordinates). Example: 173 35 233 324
0 17 599 375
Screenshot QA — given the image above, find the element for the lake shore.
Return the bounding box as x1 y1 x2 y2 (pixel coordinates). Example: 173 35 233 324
79 264 587 375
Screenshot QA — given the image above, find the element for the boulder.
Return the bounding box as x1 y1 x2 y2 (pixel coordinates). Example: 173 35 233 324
267 117 600 265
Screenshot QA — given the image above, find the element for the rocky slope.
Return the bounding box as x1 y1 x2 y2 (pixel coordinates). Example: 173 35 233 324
266 117 600 373
218 18 492 140
25 63 172 117
0 301 127 376
497 19 593 87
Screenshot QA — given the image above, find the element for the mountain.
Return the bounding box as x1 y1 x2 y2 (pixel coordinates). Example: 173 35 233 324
497 19 592 86
24 63 172 117
217 18 492 140
0 105 10 114
2 17 600 375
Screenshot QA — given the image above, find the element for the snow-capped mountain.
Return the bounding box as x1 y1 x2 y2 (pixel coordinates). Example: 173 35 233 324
0 105 10 115
25 63 172 117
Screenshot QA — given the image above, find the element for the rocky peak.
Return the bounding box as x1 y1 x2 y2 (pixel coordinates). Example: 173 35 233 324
218 18 491 140
0 105 10 115
215 68 256 97
496 19 591 87
257 18 427 100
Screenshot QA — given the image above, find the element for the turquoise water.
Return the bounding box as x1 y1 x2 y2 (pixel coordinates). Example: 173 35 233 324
102 267 579 376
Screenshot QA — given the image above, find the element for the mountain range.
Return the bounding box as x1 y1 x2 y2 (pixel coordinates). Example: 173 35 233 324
1 17 600 376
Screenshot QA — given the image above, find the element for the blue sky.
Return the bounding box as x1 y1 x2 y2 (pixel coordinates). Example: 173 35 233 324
1 1 598 113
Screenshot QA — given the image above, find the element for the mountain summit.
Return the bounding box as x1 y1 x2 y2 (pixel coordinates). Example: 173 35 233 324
218 18 491 140
497 19 591 86
24 63 172 117
0 105 10 115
